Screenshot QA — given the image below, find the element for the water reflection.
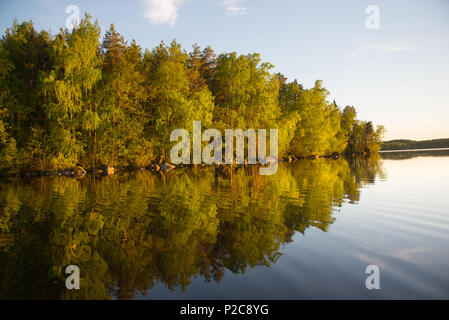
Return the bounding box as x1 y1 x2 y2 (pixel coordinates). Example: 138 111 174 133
0 157 384 299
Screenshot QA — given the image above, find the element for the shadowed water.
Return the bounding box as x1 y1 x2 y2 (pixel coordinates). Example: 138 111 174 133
0 151 448 299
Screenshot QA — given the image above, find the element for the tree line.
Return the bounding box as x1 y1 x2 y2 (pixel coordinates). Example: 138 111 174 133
382 138 449 151
0 15 385 174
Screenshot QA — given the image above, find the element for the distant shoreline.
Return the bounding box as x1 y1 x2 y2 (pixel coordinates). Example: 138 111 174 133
382 138 449 151
379 147 449 153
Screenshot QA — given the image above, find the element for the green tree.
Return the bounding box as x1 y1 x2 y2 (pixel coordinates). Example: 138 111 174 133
40 14 102 168
94 24 152 167
0 20 52 171
143 40 215 160
212 52 280 131
277 79 302 157
289 80 333 156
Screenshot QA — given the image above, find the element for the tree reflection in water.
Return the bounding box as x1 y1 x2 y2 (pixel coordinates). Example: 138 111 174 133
0 157 384 299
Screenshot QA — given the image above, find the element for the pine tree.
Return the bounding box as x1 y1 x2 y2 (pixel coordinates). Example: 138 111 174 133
96 24 152 167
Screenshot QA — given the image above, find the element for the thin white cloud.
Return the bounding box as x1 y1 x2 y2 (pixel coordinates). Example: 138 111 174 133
143 0 185 27
223 0 247 16
348 42 416 60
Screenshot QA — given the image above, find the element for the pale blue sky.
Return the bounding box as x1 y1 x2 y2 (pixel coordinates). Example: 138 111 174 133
1 0 448 140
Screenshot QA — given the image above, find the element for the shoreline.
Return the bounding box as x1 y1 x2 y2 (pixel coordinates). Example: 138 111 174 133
379 147 449 153
0 152 365 180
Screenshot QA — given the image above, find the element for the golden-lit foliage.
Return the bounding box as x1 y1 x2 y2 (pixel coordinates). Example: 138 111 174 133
0 17 383 174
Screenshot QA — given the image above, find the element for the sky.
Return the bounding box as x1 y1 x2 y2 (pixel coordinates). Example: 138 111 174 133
0 0 448 140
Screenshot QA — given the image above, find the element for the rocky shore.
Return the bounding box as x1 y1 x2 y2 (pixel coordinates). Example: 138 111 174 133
0 152 380 179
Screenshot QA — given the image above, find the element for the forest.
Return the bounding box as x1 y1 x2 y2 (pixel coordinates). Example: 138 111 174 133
382 138 449 151
0 14 385 174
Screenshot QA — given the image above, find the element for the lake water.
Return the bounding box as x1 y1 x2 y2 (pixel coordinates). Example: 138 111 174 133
1 150 448 299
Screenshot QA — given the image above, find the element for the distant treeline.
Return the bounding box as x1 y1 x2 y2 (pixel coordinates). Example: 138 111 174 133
0 15 384 174
382 138 449 151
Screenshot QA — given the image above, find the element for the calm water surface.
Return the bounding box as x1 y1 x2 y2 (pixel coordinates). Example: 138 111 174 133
1 150 448 299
